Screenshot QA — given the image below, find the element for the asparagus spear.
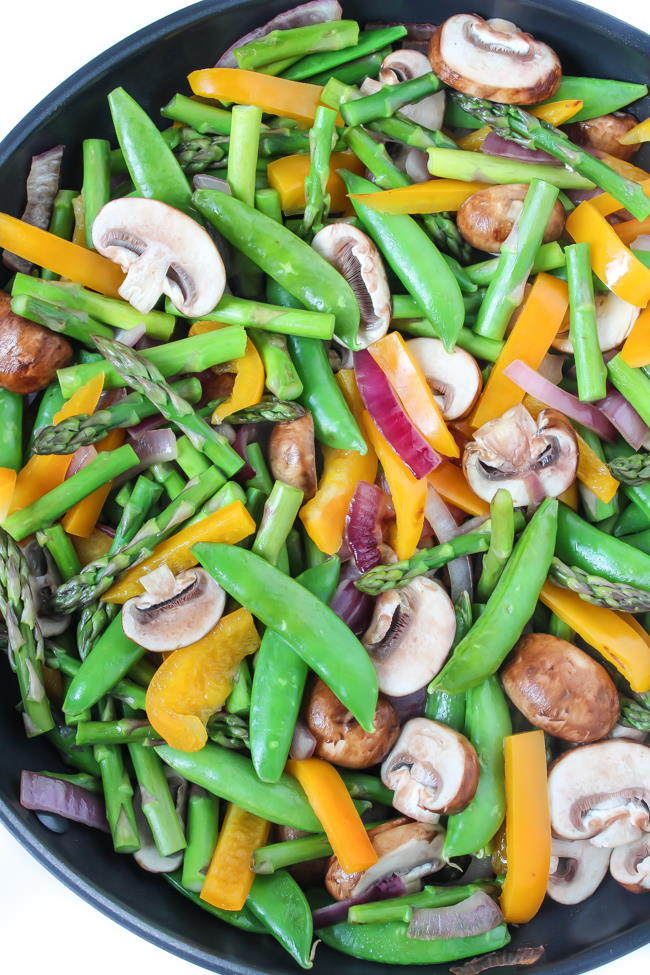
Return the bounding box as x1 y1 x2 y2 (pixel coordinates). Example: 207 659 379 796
150 462 186 501
42 189 77 281
367 114 458 150
341 73 443 127
181 786 220 892
93 696 140 853
565 242 607 402
307 48 389 87
234 21 359 72
427 146 593 189
0 388 23 471
77 717 160 747
206 711 251 750
608 453 650 485
283 25 407 81
82 139 111 248
607 355 650 429
619 696 650 732
548 558 650 612
161 94 233 135
466 241 565 286
228 397 306 424
476 490 515 602
168 292 335 340
302 105 338 236
11 294 113 346
227 104 263 208
37 525 81 581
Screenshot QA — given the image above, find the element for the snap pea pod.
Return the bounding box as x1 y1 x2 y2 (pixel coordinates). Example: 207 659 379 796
63 612 145 718
165 871 266 933
348 884 493 925
46 716 102 777
247 872 314 969
0 388 23 470
555 503 650 594
425 592 472 729
605 441 650 524
614 501 650 537
625 530 650 556
28 383 65 453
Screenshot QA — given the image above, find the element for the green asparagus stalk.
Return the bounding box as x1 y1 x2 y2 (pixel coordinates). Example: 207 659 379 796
245 442 274 495
45 645 147 711
302 105 338 235
252 480 304 568
307 48 389 87
0 388 23 471
349 885 491 926
565 243 607 402
228 397 306 424
174 436 209 480
82 139 111 248
206 711 251 750
252 832 334 874
42 189 77 280
46 712 101 775
576 425 619 523
77 717 160 747
392 321 504 361
254 187 283 223
39 770 102 793
367 115 458 151
608 453 650 486
235 21 359 71
28 384 65 453
548 612 575 642
338 771 394 805
466 241 565 286
161 94 233 135
282 25 406 81
93 696 140 853
549 557 650 612
607 355 650 428
181 786 219 892
477 490 515 601
150 463 186 500
619 696 650 732
427 146 593 189
168 290 335 341
174 133 227 175
227 104 263 207
342 72 443 127
11 294 113 346
37 525 81 581
126 714 186 857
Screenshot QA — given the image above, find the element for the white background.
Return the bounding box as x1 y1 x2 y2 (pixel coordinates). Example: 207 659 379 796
1 1 650 973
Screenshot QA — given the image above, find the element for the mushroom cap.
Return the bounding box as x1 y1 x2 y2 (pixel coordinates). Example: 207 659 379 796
406 338 482 420
362 577 456 697
92 198 225 317
122 566 226 652
429 14 561 105
457 184 566 255
502 633 619 743
547 838 610 905
553 291 639 354
268 413 317 501
381 717 480 822
610 836 650 893
0 291 72 394
463 404 578 506
312 224 391 349
304 678 400 769
566 113 640 162
325 817 445 901
548 739 650 845
378 49 445 131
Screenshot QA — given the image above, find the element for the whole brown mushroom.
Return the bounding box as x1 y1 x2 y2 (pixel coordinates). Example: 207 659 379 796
304 678 400 769
502 633 619 743
0 291 72 393
268 413 318 501
566 113 639 162
457 184 566 254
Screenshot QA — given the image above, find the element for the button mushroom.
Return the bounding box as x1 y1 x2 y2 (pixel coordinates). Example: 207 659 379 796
457 184 566 255
502 633 619 743
122 565 226 652
463 404 578 506
381 718 480 823
325 817 446 901
304 678 400 769
566 113 640 162
92 198 225 316
311 224 391 349
429 15 561 105
362 577 456 697
378 49 446 131
268 413 317 501
547 739 650 847
553 291 639 354
406 338 482 420
610 836 650 892
546 838 610 905
0 291 72 394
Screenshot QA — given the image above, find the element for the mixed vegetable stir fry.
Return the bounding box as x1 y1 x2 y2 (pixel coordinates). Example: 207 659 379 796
2 1 650 970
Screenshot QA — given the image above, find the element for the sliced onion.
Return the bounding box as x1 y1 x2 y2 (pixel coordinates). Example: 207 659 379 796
115 322 146 347
355 350 441 478
481 134 559 165
216 0 342 67
3 146 64 273
425 485 472 600
233 423 256 481
20 770 109 832
503 360 617 441
330 562 374 637
135 334 161 352
346 481 388 572
632 234 650 252
193 174 231 193
128 414 165 437
408 891 503 940
65 445 97 478
290 718 317 760
386 685 427 722
98 388 128 409
596 389 649 449
117 429 178 486
312 874 406 928
96 523 116 538
566 188 603 206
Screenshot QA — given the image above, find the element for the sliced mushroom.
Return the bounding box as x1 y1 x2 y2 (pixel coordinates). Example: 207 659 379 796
566 113 639 162
548 739 650 847
325 817 446 900
463 404 578 506
457 184 565 254
362 577 456 697
547 839 610 905
502 633 619 743
378 49 445 131
406 338 482 420
610 836 650 892
0 291 72 393
268 413 317 500
553 291 639 353
122 565 225 652
22 539 70 638
304 678 400 768
92 198 225 316
312 224 391 348
381 718 480 823
429 15 561 105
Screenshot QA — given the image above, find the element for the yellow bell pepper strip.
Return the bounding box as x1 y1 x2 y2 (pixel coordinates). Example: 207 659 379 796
500 730 551 924
268 151 363 216
102 500 255 603
368 332 458 457
189 68 325 126
427 462 489 517
286 758 378 874
9 373 105 514
540 581 650 691
622 613 650 652
456 101 583 151
620 306 650 367
597 152 650 183
348 179 489 215
62 429 125 538
201 802 271 911
187 321 265 423
0 468 17 522
471 273 569 429
565 201 650 307
589 177 650 217
558 480 579 510
0 213 123 297
619 117 650 145
456 128 490 151
361 409 426 560
146 607 260 752
615 215 650 246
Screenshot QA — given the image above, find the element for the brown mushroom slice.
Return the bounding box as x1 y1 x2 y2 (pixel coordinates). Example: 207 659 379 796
406 338 482 420
378 49 445 131
610 836 650 892
457 184 565 255
381 718 480 823
502 633 619 743
547 739 650 846
325 817 446 900
92 198 225 316
0 291 72 394
122 565 226 652
553 291 639 354
362 577 456 697
304 679 400 768
429 15 561 105
463 404 578 506
546 839 610 905
312 224 391 348
566 113 639 162
268 413 317 500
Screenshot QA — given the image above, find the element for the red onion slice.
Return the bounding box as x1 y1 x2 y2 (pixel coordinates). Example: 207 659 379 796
3 146 64 273
20 770 109 832
65 445 98 478
481 132 559 166
233 423 256 481
386 685 427 722
330 562 374 637
408 890 503 940
115 322 146 347
346 481 388 572
596 389 649 450
215 0 342 67
289 718 317 760
117 429 178 486
312 874 406 928
355 350 441 478
425 485 472 600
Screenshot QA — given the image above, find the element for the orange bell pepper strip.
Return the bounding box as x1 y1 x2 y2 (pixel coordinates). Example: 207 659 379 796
189 68 326 126
62 429 125 538
471 273 569 429
620 306 650 367
427 462 489 517
146 607 260 751
0 468 17 522
9 373 105 514
596 153 650 183
361 409 426 560
188 321 265 422
540 581 650 691
348 179 489 215
0 213 123 297
102 501 255 602
201 802 270 911
368 332 458 457
456 128 490 151
614 215 650 246
565 201 650 307
500 730 551 924
590 178 650 217
618 117 650 145
456 101 583 152
268 151 363 215
286 758 377 874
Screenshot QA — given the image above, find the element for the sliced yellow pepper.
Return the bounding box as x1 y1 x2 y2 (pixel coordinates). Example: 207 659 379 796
349 179 489 215
620 305 650 367
456 101 583 151
187 320 265 422
558 480 579 510
189 68 325 125
618 117 650 145
201 802 270 911
596 152 650 183
427 462 489 517
62 429 125 538
102 500 255 602
268 151 364 215
615 215 650 246
590 177 650 217
0 468 17 522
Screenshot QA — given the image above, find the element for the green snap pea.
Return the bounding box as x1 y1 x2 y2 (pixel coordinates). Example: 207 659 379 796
614 501 650 537
247 872 314 969
0 388 23 470
556 503 650 594
605 441 650 524
625 529 650 556
63 612 145 718
165 872 265 933
348 884 492 925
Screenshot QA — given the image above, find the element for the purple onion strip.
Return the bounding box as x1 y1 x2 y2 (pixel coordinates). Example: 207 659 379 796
312 874 407 928
20 770 109 832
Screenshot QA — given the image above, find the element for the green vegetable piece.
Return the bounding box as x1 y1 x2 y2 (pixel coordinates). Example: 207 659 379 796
247 871 314 969
0 388 23 471
63 612 145 718
236 20 359 71
282 26 406 81
42 189 77 280
161 94 233 135
427 147 593 189
11 294 113 347
342 72 443 127
82 139 111 248
164 872 265 932
541 76 649 122
181 786 219 893
565 242 607 401
607 355 650 429
556 503 650 595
